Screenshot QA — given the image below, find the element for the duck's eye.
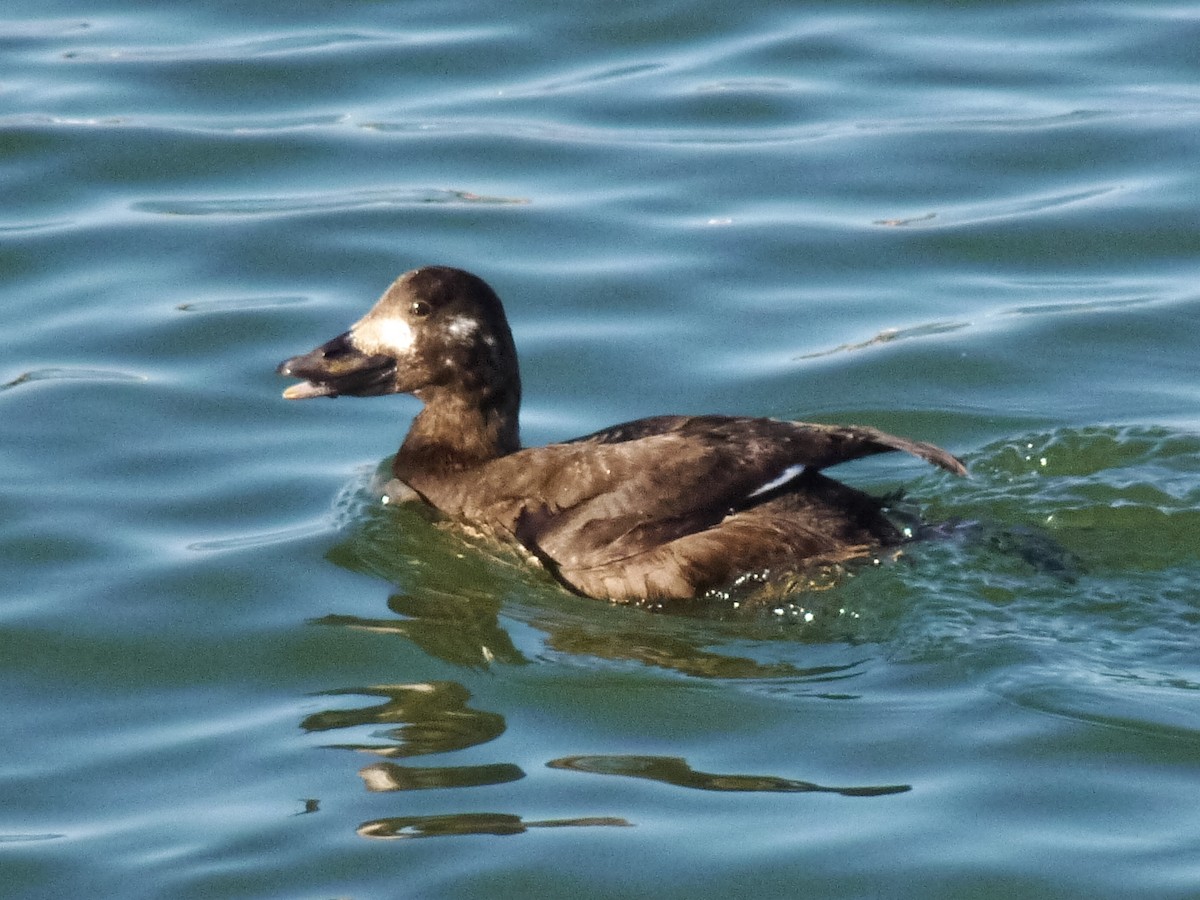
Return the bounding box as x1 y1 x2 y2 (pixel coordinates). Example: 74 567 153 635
409 300 432 318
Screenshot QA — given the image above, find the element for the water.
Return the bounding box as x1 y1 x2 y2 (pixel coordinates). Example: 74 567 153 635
3 1 1199 897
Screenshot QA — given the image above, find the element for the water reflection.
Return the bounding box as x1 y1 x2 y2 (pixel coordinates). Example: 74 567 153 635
357 813 631 840
359 761 524 792
543 622 866 681
548 755 910 797
302 674 908 840
300 681 505 756
305 490 915 841
313 588 527 669
302 679 635 839
302 676 907 839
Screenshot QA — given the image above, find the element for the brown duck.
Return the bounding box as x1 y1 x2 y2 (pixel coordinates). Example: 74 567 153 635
278 266 966 603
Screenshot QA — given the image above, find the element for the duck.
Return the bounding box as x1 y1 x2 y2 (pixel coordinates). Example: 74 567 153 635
278 266 966 603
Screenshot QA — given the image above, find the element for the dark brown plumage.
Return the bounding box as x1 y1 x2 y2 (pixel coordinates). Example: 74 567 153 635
278 266 966 603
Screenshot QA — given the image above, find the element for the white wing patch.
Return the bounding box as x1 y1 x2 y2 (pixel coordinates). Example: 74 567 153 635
747 463 806 498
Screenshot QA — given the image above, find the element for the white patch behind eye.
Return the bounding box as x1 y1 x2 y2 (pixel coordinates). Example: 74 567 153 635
747 463 806 498
353 316 414 355
446 316 479 342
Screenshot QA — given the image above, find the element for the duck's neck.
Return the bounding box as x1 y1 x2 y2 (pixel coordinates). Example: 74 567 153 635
393 385 521 484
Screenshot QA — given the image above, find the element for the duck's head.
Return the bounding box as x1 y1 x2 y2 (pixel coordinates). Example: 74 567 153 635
277 266 520 410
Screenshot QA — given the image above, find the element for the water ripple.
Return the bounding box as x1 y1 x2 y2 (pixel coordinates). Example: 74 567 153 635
134 187 528 218
510 61 668 96
57 26 509 63
798 320 970 359
0 367 145 392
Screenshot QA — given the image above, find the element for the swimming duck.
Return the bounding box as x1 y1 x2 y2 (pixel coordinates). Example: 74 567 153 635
278 266 966 603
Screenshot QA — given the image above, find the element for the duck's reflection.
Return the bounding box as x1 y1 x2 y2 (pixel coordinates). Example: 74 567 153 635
357 813 631 840
301 676 910 838
303 672 909 840
300 679 635 838
300 681 505 756
305 499 910 840
548 755 909 797
313 589 527 669
543 622 868 681
359 761 524 792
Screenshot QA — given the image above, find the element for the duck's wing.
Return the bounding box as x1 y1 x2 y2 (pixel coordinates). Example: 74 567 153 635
573 414 966 476
453 416 964 599
519 471 906 602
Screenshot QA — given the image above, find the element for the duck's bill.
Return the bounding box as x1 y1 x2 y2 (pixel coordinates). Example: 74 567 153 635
277 331 396 400
282 380 338 400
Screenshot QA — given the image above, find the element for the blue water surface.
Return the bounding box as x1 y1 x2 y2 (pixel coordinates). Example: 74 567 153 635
2 1 1199 897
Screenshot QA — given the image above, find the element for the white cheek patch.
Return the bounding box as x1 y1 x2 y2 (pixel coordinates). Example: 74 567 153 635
352 316 414 356
747 463 806 498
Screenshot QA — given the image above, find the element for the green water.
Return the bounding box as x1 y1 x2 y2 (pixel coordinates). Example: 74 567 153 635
2 1 1199 897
